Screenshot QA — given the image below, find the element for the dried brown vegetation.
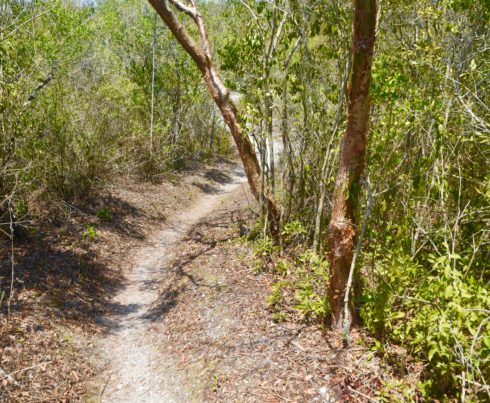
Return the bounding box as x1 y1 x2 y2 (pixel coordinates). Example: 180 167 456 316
0 162 235 401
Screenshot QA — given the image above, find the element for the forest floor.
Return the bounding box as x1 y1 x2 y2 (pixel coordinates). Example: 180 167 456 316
1 159 393 402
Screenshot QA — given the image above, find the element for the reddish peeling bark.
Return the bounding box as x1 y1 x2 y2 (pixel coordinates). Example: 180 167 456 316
147 0 279 233
327 0 377 330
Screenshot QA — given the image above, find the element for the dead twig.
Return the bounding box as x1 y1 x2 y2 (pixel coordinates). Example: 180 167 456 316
99 371 112 398
283 325 306 346
0 361 53 380
347 385 378 402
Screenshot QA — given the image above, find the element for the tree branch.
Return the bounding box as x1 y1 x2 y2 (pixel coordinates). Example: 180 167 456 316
147 0 206 69
167 0 196 19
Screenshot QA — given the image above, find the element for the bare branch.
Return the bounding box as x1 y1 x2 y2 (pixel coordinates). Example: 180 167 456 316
4 7 54 39
167 0 197 19
147 0 206 68
238 0 265 32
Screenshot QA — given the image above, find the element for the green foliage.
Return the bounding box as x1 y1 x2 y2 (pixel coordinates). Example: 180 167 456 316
96 208 111 222
14 200 28 218
281 220 307 245
0 0 232 216
2 0 489 400
83 224 97 241
353 1 490 397
231 0 488 398
375 379 420 402
267 281 285 308
291 251 330 321
361 250 490 399
252 237 278 271
263 250 329 322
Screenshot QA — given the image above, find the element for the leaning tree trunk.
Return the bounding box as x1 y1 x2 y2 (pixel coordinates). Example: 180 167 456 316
147 0 279 233
327 0 377 330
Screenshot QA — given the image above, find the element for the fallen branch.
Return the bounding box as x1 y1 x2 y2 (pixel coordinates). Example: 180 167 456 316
99 371 112 398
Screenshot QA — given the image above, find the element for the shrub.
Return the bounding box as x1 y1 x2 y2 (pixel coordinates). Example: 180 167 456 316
361 250 490 399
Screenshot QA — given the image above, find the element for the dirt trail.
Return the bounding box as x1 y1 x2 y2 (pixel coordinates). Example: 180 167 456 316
97 167 246 402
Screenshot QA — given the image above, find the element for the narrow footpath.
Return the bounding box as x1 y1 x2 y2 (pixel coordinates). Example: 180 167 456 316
97 167 246 402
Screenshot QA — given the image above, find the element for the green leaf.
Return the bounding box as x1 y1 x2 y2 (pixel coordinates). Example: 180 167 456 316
387 311 406 321
428 345 438 361
444 285 454 299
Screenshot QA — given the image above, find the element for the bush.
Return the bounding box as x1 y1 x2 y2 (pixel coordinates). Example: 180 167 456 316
361 250 490 399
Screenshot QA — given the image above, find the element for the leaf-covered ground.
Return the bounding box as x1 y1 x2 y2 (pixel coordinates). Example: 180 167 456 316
0 161 238 401
143 184 396 402
1 160 407 401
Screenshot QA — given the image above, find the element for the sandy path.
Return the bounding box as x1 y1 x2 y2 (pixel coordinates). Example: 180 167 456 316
97 167 246 402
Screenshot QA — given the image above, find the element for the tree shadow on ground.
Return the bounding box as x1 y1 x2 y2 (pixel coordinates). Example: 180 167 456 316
0 191 160 326
192 182 221 194
141 244 220 322
141 228 236 323
0 237 124 325
204 169 234 184
74 193 147 240
192 168 237 194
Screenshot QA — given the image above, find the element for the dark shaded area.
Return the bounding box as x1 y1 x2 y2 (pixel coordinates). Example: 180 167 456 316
192 182 221 194
74 193 147 240
0 233 123 323
191 168 236 194
0 191 156 324
0 188 160 402
204 169 234 184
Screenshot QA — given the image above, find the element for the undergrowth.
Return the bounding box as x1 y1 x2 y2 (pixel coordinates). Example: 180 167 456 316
250 219 490 401
361 250 490 400
248 220 330 324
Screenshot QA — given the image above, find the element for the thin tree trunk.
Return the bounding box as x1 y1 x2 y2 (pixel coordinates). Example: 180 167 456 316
297 56 309 212
312 52 351 252
281 88 292 222
280 36 301 224
149 12 157 156
209 108 216 149
327 0 377 330
147 0 279 233
281 69 296 223
266 92 275 193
